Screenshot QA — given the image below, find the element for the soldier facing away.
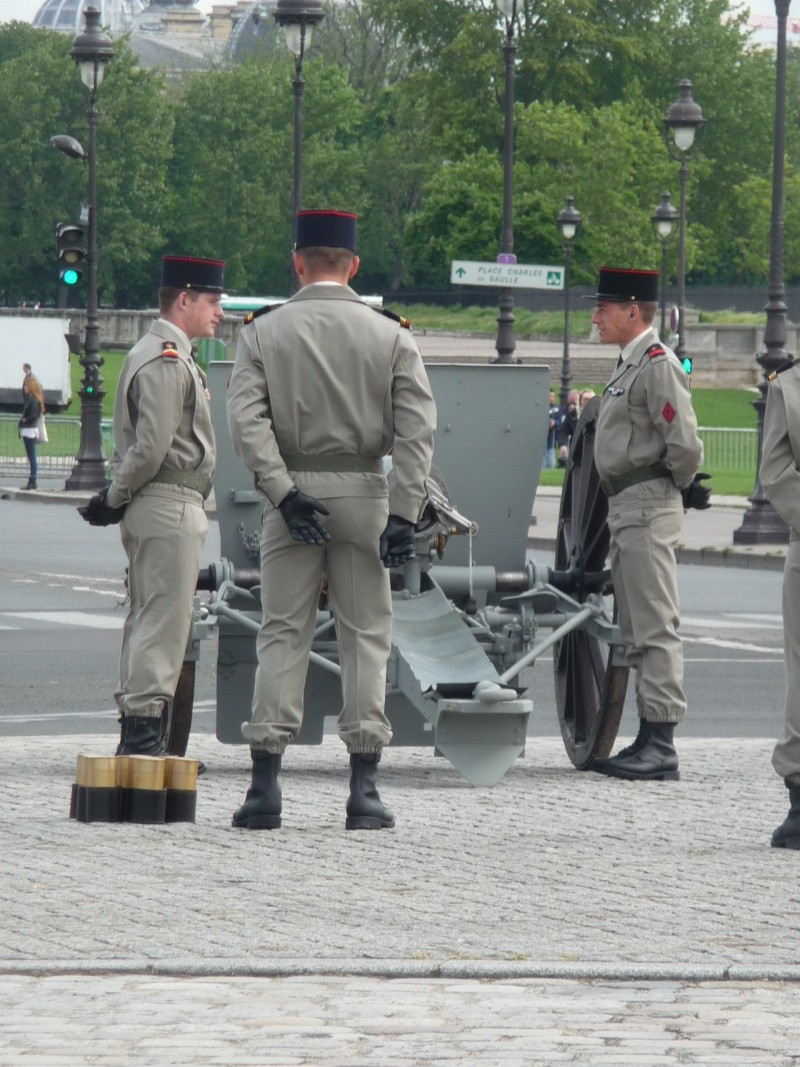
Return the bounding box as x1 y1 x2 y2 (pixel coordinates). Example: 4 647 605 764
226 209 436 831
587 267 709 781
78 254 224 761
759 358 800 848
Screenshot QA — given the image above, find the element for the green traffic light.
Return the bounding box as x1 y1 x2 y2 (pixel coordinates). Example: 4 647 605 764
61 268 80 286
86 385 94 394
681 356 693 374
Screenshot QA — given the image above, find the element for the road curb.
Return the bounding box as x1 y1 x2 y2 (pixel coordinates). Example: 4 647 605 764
528 537 787 572
2 958 800 983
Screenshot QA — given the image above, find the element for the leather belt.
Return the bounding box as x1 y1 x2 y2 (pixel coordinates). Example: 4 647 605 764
282 453 383 474
600 462 671 497
151 467 212 499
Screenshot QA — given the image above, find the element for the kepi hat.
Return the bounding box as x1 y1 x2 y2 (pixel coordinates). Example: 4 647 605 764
160 255 225 293
294 210 357 252
587 266 659 303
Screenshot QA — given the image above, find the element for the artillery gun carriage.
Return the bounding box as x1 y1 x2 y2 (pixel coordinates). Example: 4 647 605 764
171 362 629 786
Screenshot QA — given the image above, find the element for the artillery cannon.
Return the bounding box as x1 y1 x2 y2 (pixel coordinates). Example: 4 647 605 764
171 362 629 786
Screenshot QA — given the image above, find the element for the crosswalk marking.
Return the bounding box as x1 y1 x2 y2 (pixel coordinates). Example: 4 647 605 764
1 611 125 630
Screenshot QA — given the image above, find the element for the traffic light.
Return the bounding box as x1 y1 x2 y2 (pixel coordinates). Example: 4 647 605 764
681 355 693 375
56 221 85 286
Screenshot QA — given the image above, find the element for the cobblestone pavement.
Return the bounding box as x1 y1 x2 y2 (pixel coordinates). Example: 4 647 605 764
3 734 800 1062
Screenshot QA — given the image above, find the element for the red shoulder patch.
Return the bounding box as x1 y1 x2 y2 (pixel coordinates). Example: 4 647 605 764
647 345 666 359
161 342 179 358
662 402 676 424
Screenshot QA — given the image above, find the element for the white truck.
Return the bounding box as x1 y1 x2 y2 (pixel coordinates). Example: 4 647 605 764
0 314 73 411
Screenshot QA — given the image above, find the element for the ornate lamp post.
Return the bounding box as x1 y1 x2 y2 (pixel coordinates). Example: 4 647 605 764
274 0 325 293
651 192 678 340
734 0 792 545
663 80 705 374
556 195 581 410
494 0 517 364
53 6 113 491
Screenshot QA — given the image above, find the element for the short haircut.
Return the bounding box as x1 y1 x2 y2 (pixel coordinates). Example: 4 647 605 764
637 301 658 325
158 287 202 315
297 246 354 275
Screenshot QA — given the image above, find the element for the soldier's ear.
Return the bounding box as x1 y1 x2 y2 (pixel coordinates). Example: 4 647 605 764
348 255 360 281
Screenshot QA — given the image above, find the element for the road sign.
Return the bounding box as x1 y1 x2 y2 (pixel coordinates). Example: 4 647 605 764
450 260 564 290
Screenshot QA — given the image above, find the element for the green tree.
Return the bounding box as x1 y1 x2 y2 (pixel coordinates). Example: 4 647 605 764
0 25 173 306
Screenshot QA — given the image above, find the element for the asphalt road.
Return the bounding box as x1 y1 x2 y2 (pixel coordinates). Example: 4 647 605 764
0 498 785 746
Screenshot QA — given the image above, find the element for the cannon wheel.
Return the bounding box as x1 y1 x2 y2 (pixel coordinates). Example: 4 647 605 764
553 397 629 768
167 660 195 757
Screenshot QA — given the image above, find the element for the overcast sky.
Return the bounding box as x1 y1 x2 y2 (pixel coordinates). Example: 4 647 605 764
0 0 789 32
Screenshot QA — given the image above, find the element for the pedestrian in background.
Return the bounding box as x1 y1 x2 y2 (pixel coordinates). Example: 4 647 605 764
579 388 596 409
227 209 436 832
18 376 45 490
758 357 800 848
543 389 560 469
21 362 38 400
557 389 579 466
78 254 224 761
588 266 709 782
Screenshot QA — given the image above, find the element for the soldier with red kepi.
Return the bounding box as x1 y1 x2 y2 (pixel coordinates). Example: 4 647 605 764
79 254 224 762
226 209 436 831
588 267 709 781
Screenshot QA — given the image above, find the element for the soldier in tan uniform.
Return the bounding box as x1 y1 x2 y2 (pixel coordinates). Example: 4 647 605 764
759 359 800 847
587 267 708 781
226 210 436 831
79 255 224 758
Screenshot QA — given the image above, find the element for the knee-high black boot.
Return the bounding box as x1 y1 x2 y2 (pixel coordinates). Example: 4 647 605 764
772 783 800 848
346 752 395 830
232 752 282 830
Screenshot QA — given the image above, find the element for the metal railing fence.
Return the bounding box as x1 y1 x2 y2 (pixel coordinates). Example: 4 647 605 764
0 417 760 480
697 427 758 472
0 414 113 478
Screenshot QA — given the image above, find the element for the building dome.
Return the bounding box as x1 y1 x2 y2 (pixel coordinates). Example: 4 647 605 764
33 0 146 35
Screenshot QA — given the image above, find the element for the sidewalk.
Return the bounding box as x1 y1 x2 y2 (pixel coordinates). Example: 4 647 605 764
2 734 800 1064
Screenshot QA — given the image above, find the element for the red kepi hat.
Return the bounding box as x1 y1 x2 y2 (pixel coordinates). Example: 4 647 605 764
587 266 659 303
160 255 225 292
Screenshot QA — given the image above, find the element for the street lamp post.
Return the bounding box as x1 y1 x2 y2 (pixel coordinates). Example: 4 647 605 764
651 192 678 340
663 80 705 374
734 0 792 545
494 0 517 364
273 0 325 293
55 6 113 492
556 195 581 410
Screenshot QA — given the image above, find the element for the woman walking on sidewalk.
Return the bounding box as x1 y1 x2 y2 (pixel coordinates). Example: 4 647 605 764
18 377 46 490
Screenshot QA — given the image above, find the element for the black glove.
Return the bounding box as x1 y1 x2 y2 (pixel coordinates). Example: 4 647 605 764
379 514 416 568
77 486 127 527
278 487 331 545
681 472 712 511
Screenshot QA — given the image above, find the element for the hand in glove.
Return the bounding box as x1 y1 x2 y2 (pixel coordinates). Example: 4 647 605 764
278 487 331 545
77 486 127 527
681 472 712 511
379 514 416 568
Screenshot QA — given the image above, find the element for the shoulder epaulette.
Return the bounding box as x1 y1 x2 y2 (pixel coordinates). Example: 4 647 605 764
645 342 667 360
243 304 277 326
161 341 180 358
768 358 796 382
374 306 411 329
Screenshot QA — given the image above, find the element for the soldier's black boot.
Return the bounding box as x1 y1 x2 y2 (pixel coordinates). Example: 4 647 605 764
346 752 395 830
117 710 168 757
232 752 282 830
771 783 800 849
22 479 37 490
591 721 680 781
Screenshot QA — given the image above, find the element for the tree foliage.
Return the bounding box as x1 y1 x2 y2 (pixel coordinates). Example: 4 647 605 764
2 3 800 303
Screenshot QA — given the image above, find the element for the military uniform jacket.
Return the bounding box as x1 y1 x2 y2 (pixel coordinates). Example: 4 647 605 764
107 319 215 509
595 328 702 490
761 363 800 540
226 283 437 524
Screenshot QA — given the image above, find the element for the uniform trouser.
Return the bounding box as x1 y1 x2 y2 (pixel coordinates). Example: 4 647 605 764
22 436 37 480
772 539 800 782
243 494 393 755
115 483 207 719
607 479 686 724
